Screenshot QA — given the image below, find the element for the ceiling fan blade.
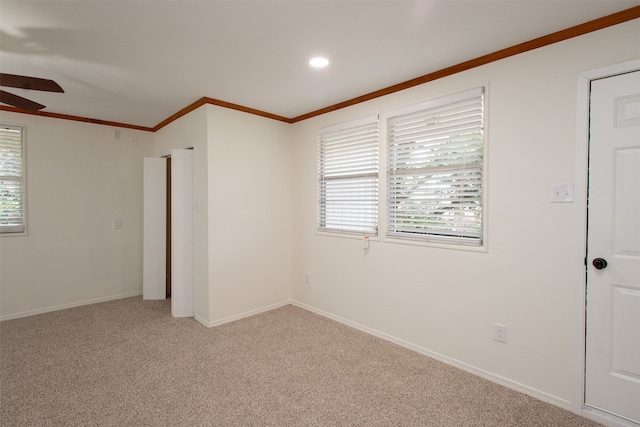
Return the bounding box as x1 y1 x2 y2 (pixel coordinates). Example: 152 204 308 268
0 73 64 93
0 89 46 111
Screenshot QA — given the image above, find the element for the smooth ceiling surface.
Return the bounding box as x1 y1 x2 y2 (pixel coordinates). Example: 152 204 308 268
1 0 639 128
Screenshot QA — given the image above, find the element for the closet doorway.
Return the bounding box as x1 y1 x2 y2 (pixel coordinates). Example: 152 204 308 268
143 149 194 317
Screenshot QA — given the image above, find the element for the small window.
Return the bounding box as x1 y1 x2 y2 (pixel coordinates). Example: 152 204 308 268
386 88 485 246
318 116 379 235
0 124 26 234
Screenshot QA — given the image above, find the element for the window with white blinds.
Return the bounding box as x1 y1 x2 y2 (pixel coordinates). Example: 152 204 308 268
318 116 379 234
386 88 484 245
0 124 26 234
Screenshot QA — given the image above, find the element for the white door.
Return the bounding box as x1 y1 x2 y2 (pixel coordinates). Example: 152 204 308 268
170 149 194 317
585 70 640 424
142 158 166 300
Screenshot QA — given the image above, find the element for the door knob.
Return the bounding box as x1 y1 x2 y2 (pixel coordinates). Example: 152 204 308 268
592 258 608 270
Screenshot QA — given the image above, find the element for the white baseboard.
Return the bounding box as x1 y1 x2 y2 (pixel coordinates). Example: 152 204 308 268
0 291 143 321
582 406 639 427
196 299 293 328
291 300 571 412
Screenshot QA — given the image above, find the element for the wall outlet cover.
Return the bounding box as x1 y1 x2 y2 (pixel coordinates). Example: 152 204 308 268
493 323 507 343
551 183 575 203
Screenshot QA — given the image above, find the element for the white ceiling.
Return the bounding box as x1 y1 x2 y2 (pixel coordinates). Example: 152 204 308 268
1 0 639 128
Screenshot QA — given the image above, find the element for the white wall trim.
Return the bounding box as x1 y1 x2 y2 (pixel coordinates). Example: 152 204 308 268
195 299 293 328
0 290 143 322
572 58 640 427
582 407 640 427
291 300 571 411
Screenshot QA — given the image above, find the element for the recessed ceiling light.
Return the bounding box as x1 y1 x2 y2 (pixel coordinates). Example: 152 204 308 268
309 57 330 68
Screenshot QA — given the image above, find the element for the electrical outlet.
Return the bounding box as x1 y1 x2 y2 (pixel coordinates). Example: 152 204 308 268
493 323 507 343
304 272 310 285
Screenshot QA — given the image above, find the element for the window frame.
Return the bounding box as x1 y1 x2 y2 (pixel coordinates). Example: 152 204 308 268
0 123 27 236
383 87 487 249
317 115 380 237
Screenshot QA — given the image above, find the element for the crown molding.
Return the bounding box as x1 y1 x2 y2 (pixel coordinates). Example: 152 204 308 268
0 105 154 132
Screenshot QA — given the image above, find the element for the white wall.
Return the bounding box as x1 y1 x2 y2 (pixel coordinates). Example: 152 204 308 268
0 112 154 319
153 105 210 323
290 19 640 407
206 106 292 324
153 105 293 326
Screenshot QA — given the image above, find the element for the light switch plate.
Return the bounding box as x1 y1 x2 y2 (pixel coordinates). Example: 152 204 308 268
551 183 574 203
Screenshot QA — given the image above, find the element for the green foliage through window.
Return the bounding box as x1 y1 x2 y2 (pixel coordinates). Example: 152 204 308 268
0 124 26 234
387 88 484 245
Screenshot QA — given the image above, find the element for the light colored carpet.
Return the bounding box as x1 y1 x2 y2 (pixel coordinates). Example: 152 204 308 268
1 297 600 426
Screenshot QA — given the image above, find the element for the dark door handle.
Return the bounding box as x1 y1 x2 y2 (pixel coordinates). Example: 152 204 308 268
592 258 608 270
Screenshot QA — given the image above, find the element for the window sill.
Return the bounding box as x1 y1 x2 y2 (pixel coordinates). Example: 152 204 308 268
316 230 379 242
0 232 29 238
383 235 487 253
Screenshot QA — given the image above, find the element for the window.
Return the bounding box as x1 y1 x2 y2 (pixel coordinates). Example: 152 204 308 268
0 124 26 234
386 88 484 246
318 116 379 235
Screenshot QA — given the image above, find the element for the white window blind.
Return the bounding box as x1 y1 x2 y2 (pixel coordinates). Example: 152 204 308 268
0 124 26 234
318 116 379 234
387 88 484 245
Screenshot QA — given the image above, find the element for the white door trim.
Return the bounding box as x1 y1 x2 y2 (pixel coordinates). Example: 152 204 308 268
170 149 195 318
572 58 640 427
143 157 167 300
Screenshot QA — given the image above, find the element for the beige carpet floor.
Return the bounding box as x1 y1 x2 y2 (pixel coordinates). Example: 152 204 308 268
1 297 600 426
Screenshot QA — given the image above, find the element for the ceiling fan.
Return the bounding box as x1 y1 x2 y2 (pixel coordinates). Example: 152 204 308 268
0 73 64 111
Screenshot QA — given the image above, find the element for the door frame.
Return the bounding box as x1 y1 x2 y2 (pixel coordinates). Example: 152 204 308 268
571 58 640 427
